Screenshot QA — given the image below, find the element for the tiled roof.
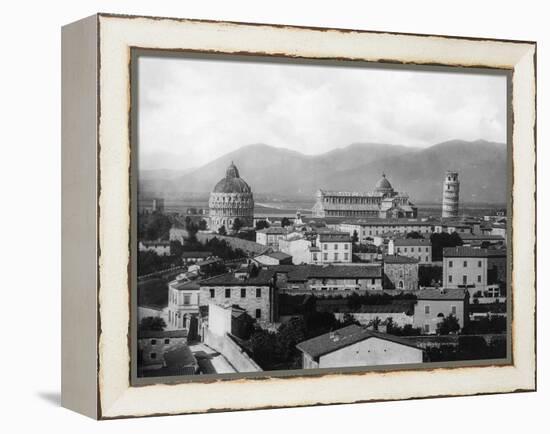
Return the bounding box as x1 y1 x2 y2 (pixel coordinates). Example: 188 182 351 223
416 287 468 300
393 238 431 246
169 279 200 291
164 345 198 368
257 227 288 234
318 233 352 243
340 219 433 226
199 269 275 286
458 234 505 240
138 329 188 339
443 247 507 258
271 264 382 280
383 254 419 264
265 251 292 260
296 325 420 359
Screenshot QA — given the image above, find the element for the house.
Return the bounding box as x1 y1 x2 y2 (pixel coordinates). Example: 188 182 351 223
316 232 352 263
413 287 469 334
199 269 277 323
388 238 432 264
180 251 214 264
442 247 507 297
166 278 200 335
253 251 293 266
339 219 433 244
458 233 505 248
273 264 383 295
279 235 320 265
296 324 423 369
383 255 419 290
137 329 189 368
255 226 289 250
138 240 171 256
332 304 414 328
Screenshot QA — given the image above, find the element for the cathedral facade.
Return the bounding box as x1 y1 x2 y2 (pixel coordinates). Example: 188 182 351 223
312 174 417 219
208 162 255 232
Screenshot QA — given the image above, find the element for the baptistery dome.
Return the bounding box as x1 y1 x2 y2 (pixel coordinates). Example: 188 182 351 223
374 173 394 196
208 162 254 233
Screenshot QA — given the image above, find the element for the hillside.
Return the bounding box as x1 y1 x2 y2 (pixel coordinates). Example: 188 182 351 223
139 140 507 203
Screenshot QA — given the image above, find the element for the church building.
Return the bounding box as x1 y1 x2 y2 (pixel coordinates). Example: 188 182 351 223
311 173 417 219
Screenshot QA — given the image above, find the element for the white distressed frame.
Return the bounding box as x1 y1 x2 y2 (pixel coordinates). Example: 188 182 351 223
88 14 536 419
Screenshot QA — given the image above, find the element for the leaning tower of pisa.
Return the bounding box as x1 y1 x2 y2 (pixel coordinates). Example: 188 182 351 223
442 171 459 218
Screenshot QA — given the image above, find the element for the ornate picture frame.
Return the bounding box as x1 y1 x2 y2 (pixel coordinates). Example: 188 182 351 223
61 13 536 419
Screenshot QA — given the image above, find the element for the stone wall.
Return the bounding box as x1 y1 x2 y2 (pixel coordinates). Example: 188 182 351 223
384 262 419 291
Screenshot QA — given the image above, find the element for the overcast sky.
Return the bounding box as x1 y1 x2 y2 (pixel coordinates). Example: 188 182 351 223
138 55 507 171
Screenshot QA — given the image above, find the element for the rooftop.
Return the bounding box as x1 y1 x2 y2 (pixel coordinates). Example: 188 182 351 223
199 269 275 286
257 227 288 235
271 264 382 280
169 279 200 291
458 234 505 241
383 254 419 264
318 233 352 243
296 325 420 359
264 251 293 260
341 219 432 227
443 247 507 258
416 287 468 301
392 238 431 246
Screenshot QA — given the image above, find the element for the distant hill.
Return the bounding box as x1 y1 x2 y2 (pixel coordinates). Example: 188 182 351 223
139 140 507 204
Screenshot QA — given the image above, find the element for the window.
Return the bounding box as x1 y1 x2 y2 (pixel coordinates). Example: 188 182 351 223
345 244 349 250
241 288 246 298
344 253 349 261
150 352 157 359
323 244 328 250
164 339 170 344
225 288 231 298
183 295 191 305
411 247 415 253
334 253 339 261
255 309 261 319
477 275 481 283
478 260 482 267
426 247 429 252
449 260 453 268
423 324 430 333
151 339 157 345
463 275 467 285
323 253 328 261
313 253 318 261
256 287 262 297
210 289 215 298
451 306 457 315
426 256 429 262
463 261 467 267
404 247 408 253
449 275 453 283
334 244 338 250
425 305 430 314
371 278 376 285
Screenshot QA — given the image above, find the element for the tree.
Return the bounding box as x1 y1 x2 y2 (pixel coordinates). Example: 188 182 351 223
281 217 291 228
418 265 443 287
341 313 360 327
437 314 460 335
170 240 184 257
139 316 166 332
406 231 423 239
352 230 359 244
255 220 270 230
198 219 207 231
430 232 463 261
218 225 227 236
232 218 243 232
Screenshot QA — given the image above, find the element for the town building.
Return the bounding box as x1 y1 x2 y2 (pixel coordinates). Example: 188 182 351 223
255 226 289 250
181 251 214 264
137 329 189 369
442 171 460 218
388 238 432 264
442 247 507 296
296 325 423 369
208 162 254 233
199 269 277 323
413 287 469 334
138 240 171 256
458 233 505 248
332 304 414 328
273 264 383 295
279 234 319 265
339 219 433 244
166 278 200 335
253 251 293 266
383 255 419 290
316 232 352 264
138 197 165 214
312 174 417 219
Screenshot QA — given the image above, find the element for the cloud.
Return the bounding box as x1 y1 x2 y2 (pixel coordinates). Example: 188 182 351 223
138 55 507 170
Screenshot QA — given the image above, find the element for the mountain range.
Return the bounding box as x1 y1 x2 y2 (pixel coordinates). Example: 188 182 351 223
139 140 507 204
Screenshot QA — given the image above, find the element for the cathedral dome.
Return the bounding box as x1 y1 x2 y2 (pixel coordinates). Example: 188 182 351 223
213 162 252 193
374 173 393 192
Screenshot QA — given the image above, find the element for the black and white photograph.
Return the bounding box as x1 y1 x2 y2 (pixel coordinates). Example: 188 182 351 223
134 54 509 379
